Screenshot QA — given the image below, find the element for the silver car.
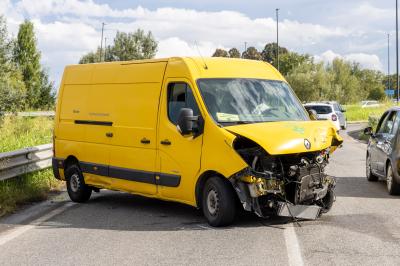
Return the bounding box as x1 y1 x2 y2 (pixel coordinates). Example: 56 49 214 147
323 101 347 130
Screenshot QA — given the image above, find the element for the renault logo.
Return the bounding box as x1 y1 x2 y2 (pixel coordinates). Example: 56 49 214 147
304 139 311 150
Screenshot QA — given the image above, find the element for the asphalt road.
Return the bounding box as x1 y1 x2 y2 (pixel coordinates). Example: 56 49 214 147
0 123 399 266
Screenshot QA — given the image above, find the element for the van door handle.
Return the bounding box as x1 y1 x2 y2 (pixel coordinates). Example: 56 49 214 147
106 132 113 138
141 138 151 144
160 139 171 145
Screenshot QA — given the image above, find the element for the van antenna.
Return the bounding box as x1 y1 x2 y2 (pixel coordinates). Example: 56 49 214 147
195 41 208 70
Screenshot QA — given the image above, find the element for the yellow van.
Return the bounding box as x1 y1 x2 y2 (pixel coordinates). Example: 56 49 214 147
52 57 342 226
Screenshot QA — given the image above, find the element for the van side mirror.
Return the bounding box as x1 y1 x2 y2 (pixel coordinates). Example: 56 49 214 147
177 108 198 135
307 109 318 120
341 108 346 113
364 126 374 136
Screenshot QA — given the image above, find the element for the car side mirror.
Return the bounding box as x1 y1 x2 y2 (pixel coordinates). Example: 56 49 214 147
177 108 198 135
364 126 374 136
341 108 346 113
307 109 318 120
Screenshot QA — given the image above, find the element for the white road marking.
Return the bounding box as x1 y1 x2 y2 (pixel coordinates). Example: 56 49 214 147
284 224 304 266
0 202 74 247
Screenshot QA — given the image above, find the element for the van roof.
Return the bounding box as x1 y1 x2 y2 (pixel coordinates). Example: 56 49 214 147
64 57 286 82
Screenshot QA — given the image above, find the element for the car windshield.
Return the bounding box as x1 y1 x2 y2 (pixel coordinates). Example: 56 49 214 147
304 105 332 114
197 78 309 125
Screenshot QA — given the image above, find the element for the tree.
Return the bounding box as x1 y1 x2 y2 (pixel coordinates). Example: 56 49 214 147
112 30 157 61
261 43 289 67
279 52 311 76
326 59 360 104
354 68 386 100
79 48 101 64
242 47 262 60
0 16 25 115
36 69 55 109
13 20 54 109
228 48 241 58
212 48 228 57
79 29 157 63
286 61 330 102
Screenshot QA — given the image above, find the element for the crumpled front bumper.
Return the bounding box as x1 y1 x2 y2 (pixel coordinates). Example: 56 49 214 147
276 202 322 220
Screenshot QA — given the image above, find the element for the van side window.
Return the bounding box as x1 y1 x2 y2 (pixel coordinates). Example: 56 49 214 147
167 83 200 125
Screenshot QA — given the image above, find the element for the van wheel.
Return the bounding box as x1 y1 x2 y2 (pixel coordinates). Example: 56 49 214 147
202 177 236 227
366 154 378 182
386 164 400 195
65 165 92 203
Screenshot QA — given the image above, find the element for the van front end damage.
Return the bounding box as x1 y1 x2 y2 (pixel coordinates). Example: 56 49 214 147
229 136 337 220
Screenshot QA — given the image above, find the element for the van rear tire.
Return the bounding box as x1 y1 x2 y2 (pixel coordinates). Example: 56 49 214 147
202 177 236 227
65 165 92 203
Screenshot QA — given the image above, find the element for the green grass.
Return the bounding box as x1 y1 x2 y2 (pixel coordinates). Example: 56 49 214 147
0 170 63 217
0 116 62 217
344 103 395 122
0 116 54 152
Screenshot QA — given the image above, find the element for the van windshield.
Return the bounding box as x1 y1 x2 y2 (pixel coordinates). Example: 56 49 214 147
197 78 309 125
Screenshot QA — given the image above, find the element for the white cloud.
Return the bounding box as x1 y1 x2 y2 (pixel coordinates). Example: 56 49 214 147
315 50 384 71
314 50 342 63
0 0 387 84
344 53 383 71
157 37 221 58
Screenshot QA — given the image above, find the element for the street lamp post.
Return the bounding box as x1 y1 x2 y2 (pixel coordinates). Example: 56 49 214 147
276 8 280 71
388 34 391 97
397 0 399 103
99 22 105 62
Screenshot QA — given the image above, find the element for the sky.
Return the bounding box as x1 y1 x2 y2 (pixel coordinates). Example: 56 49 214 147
0 0 397 86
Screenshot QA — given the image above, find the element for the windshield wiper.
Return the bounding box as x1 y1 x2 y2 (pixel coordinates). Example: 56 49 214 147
218 121 264 125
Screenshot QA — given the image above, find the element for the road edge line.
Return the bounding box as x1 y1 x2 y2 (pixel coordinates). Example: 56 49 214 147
0 202 74 246
284 224 304 266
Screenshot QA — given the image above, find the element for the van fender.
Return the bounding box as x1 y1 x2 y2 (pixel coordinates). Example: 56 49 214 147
195 170 238 209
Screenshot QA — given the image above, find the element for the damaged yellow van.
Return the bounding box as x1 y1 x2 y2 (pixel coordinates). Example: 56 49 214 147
52 57 342 226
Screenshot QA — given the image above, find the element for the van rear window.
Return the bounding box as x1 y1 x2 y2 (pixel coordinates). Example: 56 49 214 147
305 105 332 114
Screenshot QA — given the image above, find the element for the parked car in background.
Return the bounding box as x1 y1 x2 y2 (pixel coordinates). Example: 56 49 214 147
361 100 380 108
322 101 347 130
364 107 400 195
303 103 341 131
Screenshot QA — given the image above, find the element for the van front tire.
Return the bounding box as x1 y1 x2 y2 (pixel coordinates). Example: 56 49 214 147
65 165 92 203
202 177 236 227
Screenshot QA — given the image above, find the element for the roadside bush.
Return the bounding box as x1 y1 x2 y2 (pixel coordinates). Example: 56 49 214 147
368 115 380 130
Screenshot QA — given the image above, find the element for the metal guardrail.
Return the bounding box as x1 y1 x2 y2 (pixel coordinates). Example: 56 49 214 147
1 111 55 117
17 111 55 117
0 144 53 181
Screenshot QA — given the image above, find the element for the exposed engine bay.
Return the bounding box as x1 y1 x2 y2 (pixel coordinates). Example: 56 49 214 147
230 136 336 220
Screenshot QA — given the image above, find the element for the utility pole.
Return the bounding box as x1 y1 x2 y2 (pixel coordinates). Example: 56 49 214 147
99 22 105 62
276 8 280 71
397 0 399 103
104 37 107 62
388 34 391 98
244 42 247 51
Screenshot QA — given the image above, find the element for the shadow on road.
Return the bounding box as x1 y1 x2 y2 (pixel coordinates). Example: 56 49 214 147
6 191 292 232
334 176 399 199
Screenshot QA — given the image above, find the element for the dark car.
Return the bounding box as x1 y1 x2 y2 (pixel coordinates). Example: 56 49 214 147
364 108 400 195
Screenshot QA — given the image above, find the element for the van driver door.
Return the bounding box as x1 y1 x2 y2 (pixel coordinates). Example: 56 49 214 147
157 79 204 204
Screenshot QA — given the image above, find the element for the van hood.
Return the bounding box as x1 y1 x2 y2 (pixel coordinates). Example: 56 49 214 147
225 120 343 155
